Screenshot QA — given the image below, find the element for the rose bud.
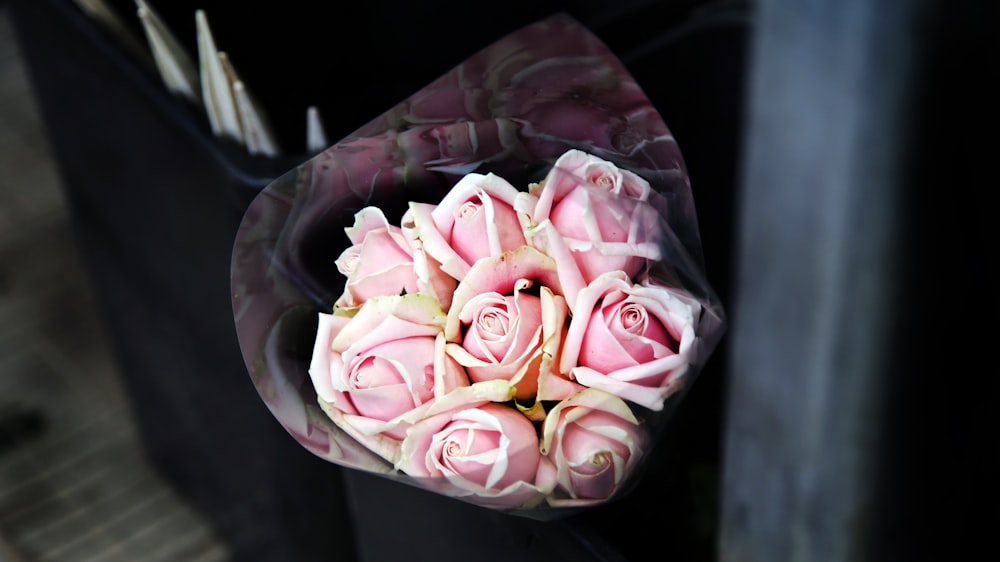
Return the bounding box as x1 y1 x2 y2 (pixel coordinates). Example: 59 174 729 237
407 172 527 280
400 402 552 509
444 247 583 411
516 149 664 309
309 294 469 463
445 278 568 401
334 207 455 312
559 271 699 411
537 389 649 504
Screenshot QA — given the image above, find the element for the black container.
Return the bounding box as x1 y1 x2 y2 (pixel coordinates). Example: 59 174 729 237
9 1 747 559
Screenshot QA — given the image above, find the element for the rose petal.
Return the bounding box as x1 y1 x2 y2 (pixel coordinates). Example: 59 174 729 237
523 220 586 310
399 403 546 508
571 363 689 411
332 294 445 353
309 312 352 403
580 309 638 372
400 211 457 310
409 201 472 279
539 389 647 502
410 172 528 280
448 198 493 263
559 271 633 374
433 332 469 398
344 206 395 244
540 389 639 455
400 380 516 425
445 246 562 341
523 150 664 288
348 383 423 421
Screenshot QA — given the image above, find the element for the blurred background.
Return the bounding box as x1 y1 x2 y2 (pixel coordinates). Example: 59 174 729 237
0 4 230 560
1 0 994 561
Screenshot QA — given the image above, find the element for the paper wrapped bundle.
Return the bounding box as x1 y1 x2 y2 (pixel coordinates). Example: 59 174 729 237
231 13 725 518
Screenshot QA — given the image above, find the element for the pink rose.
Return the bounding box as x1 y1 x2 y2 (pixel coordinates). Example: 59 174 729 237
334 207 455 311
516 149 664 308
309 294 469 463
444 247 584 410
537 389 649 504
559 271 699 411
445 278 567 401
407 172 527 280
400 402 552 508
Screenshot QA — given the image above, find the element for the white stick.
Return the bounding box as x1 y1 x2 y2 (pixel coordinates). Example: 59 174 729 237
195 10 242 142
306 106 329 153
218 53 281 157
135 0 200 103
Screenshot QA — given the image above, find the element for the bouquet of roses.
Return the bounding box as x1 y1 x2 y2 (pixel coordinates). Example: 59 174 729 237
231 14 725 517
308 148 706 509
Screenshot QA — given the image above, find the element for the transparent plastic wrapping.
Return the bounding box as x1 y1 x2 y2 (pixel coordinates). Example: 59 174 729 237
230 13 725 519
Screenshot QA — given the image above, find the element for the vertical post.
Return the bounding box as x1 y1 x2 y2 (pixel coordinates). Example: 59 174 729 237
719 0 934 559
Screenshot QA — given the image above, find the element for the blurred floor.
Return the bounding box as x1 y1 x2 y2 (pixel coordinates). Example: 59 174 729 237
0 5 231 561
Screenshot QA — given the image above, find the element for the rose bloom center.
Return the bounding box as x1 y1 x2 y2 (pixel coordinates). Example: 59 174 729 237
589 172 615 192
578 450 613 475
433 425 501 486
455 200 481 223
476 307 509 339
618 303 647 333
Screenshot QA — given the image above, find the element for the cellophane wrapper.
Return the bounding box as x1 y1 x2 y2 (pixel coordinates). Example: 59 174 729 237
231 13 725 519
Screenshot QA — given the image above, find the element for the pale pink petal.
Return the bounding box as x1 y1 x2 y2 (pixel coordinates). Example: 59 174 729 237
398 412 451 477
566 455 618 499
448 197 493 263
579 309 637 372
522 221 585 310
409 201 472 280
539 389 647 501
344 206 394 244
445 247 561 341
348 384 421 421
505 285 544 362
535 373 586 404
559 271 632 374
432 172 522 216
332 294 445 353
308 312 351 403
458 292 512 362
534 456 558 496
571 363 689 411
433 333 470 398
398 402 545 508
343 262 419 306
531 287 583 403
541 389 640 455
401 380 516 425
399 217 458 310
